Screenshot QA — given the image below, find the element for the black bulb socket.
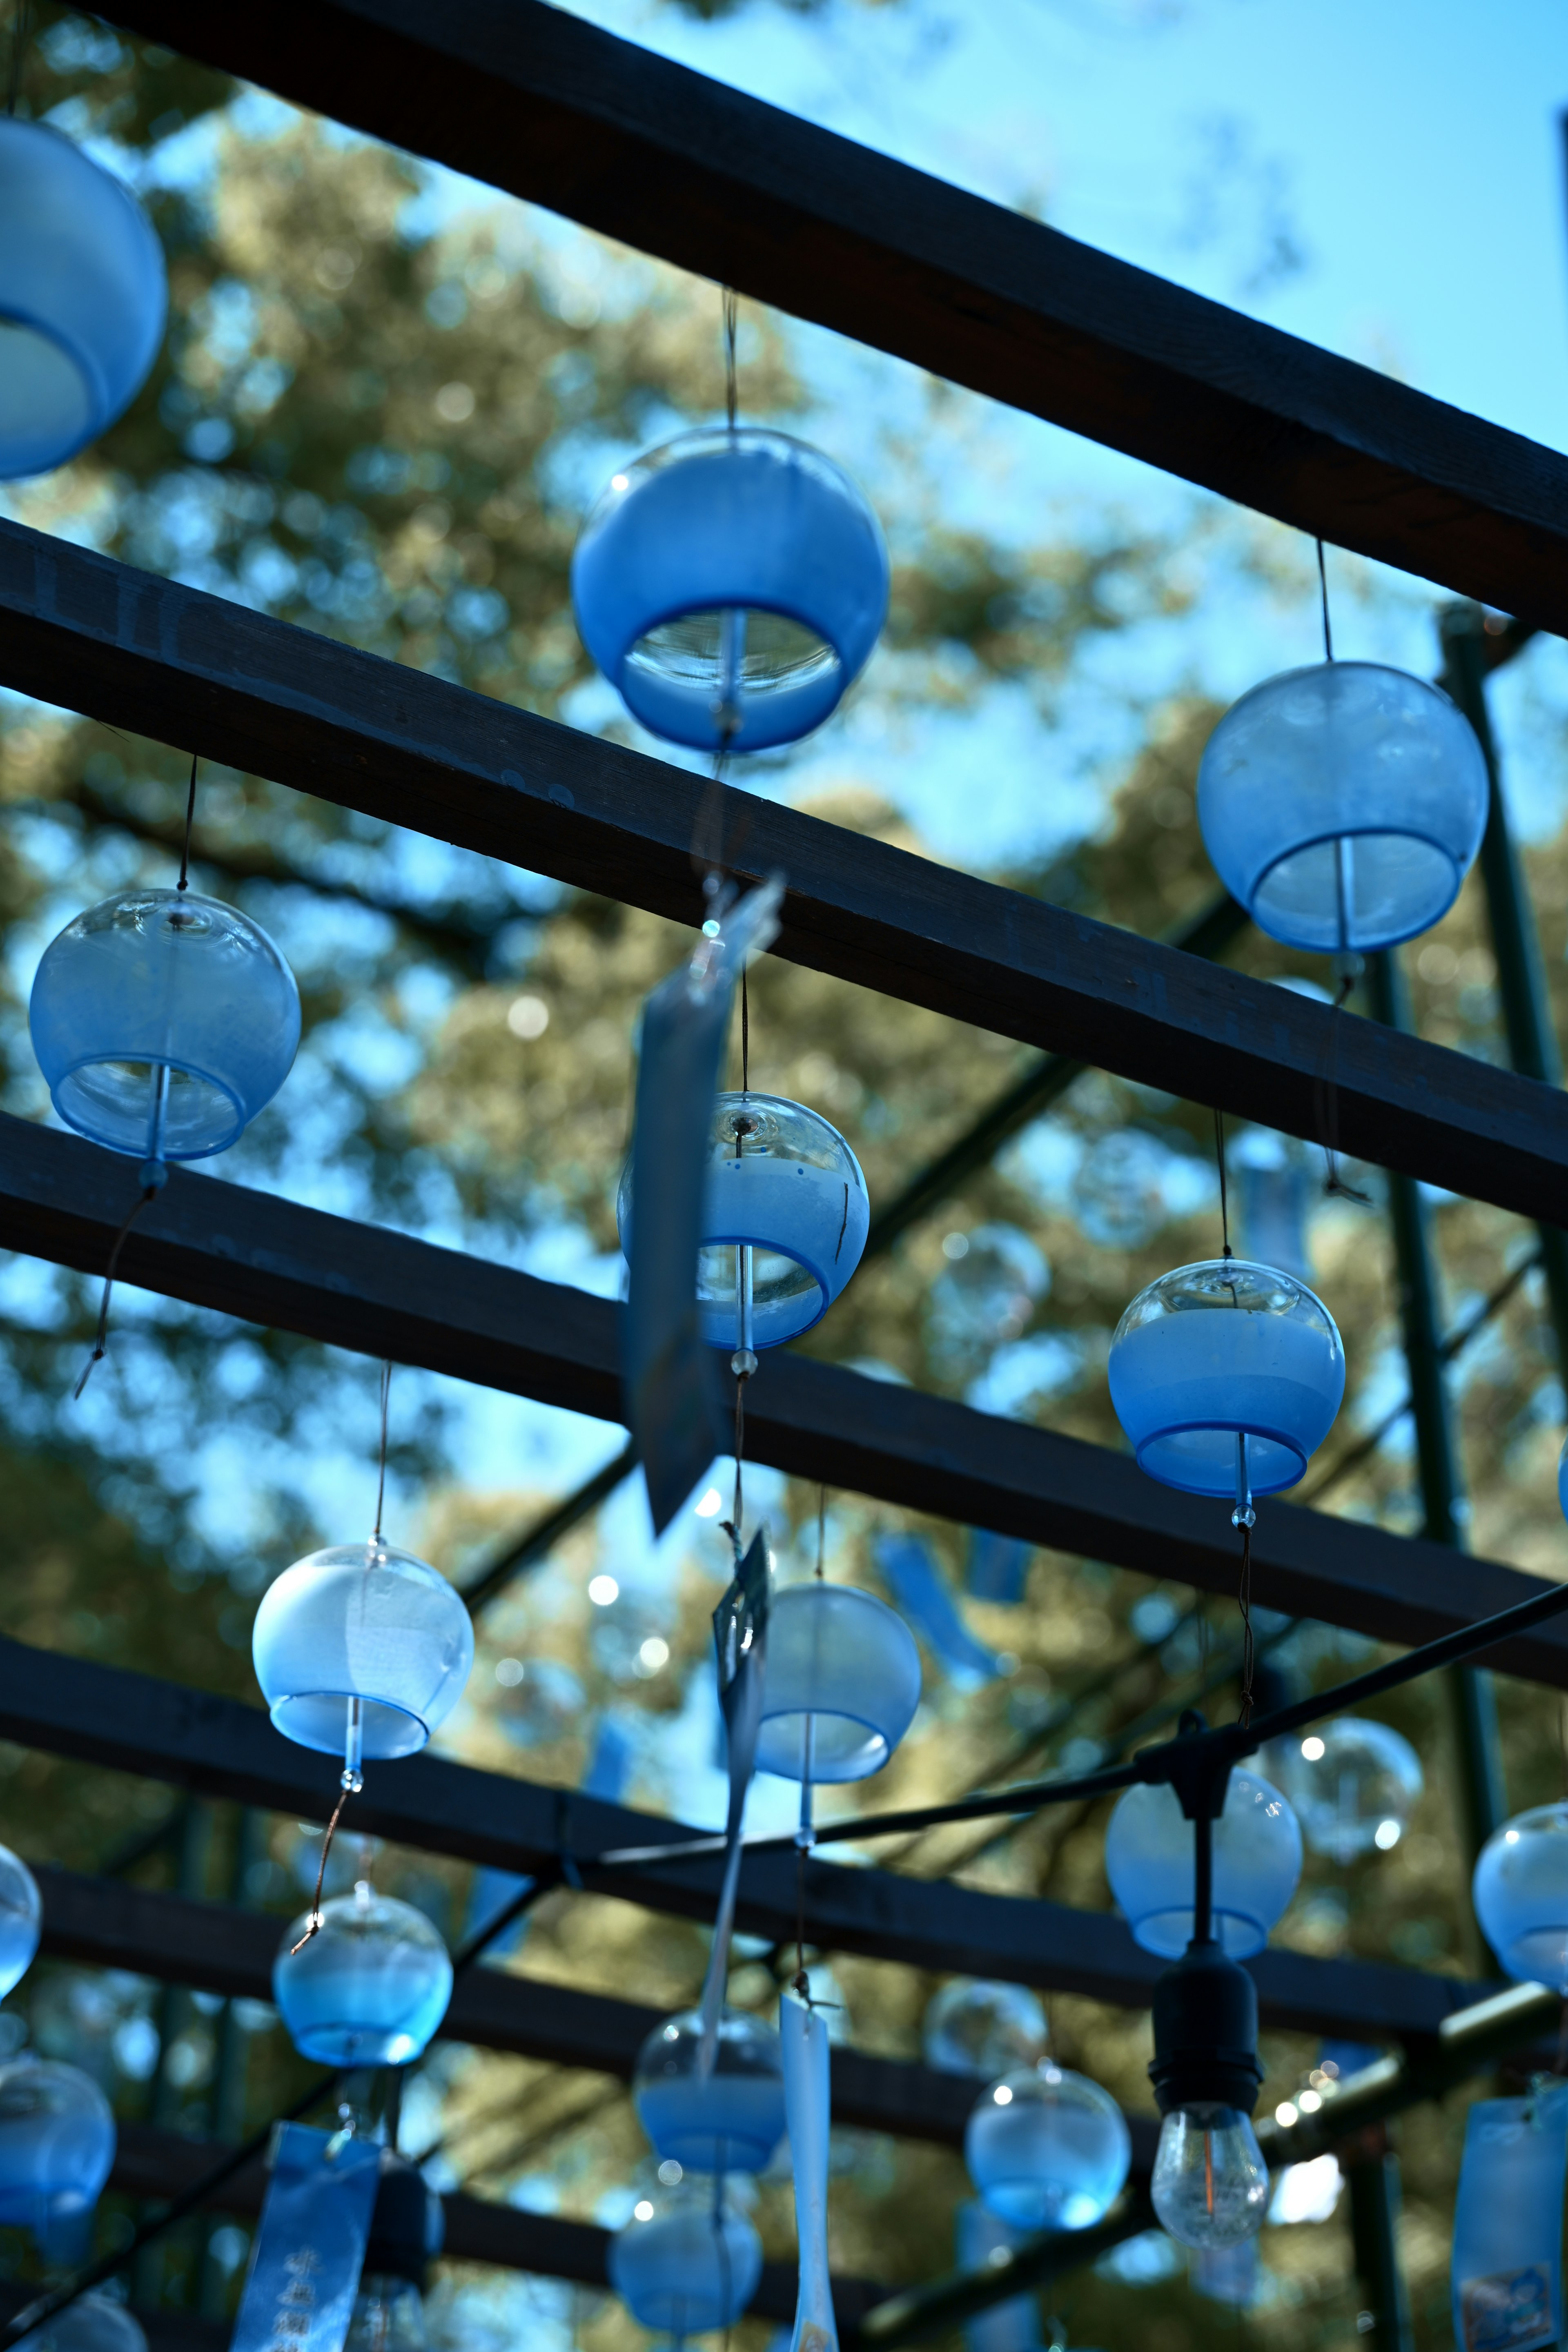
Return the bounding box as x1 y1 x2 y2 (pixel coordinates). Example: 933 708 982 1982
1148 1938 1264 2118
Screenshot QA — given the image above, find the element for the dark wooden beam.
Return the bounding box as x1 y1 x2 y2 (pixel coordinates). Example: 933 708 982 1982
101 0 1568 630
5 1110 1568 1693
4 527 1568 1227
3 1638 1486 2038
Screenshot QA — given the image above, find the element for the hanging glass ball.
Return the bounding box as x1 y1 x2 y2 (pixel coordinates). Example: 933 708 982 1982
0 119 167 480
923 1981 1047 2078
633 2006 786 2174
753 1581 921 1782
252 1540 474 1760
965 2062 1130 2232
1109 1258 1344 1498
22 2294 147 2352
0 1847 40 2002
1473 1804 1568 1991
1261 1716 1423 1862
1105 1772 1302 1959
608 2187 762 2333
1196 662 1488 953
274 1883 453 2066
0 2054 115 2230
618 1091 869 1351
30 890 301 1162
572 426 888 752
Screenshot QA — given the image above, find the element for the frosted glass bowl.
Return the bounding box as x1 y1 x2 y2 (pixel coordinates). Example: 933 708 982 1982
274 1884 453 2066
1474 1803 1568 1991
0 2055 115 2227
754 1582 921 1782
965 2063 1131 2231
252 1540 474 1760
1105 1772 1302 1958
608 2190 762 2332
633 2006 785 2174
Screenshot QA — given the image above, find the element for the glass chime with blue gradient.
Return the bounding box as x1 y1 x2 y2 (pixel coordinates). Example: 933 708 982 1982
0 2049 116 2239
633 2006 785 2178
1473 1804 1568 1991
608 2185 762 2339
0 1846 40 2002
756 1580 921 1801
273 1879 453 2067
1196 661 1488 956
0 117 167 479
1262 1716 1423 1864
573 427 888 751
965 2060 1131 2233
1105 1773 1302 1959
27 2294 149 2352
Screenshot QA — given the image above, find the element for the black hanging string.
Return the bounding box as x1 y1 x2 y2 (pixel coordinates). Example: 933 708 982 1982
740 967 749 1094
177 752 198 892
373 1359 392 1541
1237 1521 1255 1728
1316 539 1334 663
6 0 30 117
1213 1107 1232 1263
290 1779 354 1953
72 1183 160 1399
815 1486 826 1581
722 285 739 431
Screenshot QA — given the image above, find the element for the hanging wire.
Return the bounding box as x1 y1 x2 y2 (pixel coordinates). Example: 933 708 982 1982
71 1181 162 1399
6 0 30 117
177 752 198 892
1316 539 1334 664
740 967 749 1094
373 1358 392 1541
815 1486 826 1580
1236 1522 1255 1728
722 285 739 431
1213 1108 1233 1262
290 1779 356 1953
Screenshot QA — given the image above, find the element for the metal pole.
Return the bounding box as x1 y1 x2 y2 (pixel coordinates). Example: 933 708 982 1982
1366 949 1506 1869
1345 2146 1416 2352
1439 604 1568 1372
135 1802 212 2310
199 1807 265 2318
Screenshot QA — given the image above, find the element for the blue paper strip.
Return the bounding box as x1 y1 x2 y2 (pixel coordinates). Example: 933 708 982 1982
875 1535 1000 1686
232 2125 383 2352
1453 2087 1568 2352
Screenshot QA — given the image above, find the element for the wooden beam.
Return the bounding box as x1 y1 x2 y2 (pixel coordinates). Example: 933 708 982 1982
2 1638 1486 2038
4 1110 1568 1693
100 0 1568 631
4 530 1568 1228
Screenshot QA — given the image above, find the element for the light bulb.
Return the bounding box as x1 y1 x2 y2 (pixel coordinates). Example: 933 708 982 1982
1150 2103 1268 2249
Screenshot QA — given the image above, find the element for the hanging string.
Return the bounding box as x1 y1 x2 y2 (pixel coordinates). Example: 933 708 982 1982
1236 1521 1255 1728
740 968 750 1094
1213 1108 1232 1263
722 286 739 432
177 752 198 892
730 1376 746 1548
1316 539 1334 664
373 1359 392 1541
815 1487 826 1580
72 1180 162 1399
290 1780 355 1954
6 0 30 117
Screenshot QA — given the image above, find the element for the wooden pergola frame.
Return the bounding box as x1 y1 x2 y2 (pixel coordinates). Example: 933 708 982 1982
0 0 1563 2321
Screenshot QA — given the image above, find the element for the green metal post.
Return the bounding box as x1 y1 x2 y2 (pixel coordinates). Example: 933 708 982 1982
1366 950 1506 1866
200 1808 266 2317
135 1802 212 2310
1439 606 1568 1373
1346 2149 1416 2352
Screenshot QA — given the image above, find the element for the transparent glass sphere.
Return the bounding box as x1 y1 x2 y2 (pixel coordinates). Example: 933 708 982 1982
633 2006 785 2174
1109 1258 1344 1497
274 1882 453 2066
923 1980 1047 2078
344 2280 425 2352
1473 1803 1568 1991
0 2055 115 2227
0 1846 41 2002
965 2063 1131 2231
1196 661 1488 953
572 426 889 751
607 2187 762 2333
1105 1772 1302 1958
30 889 301 1161
618 1091 870 1351
1261 1716 1423 1862
1151 2105 1268 2250
0 119 167 480
17 2294 147 2352
252 1539 474 1760
753 1582 921 1783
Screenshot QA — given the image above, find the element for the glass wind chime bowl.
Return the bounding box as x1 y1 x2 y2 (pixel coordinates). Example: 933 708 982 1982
1472 1804 1568 1991
924 1980 1047 2079
29 890 301 1161
964 2062 1131 2232
608 2190 763 2334
1262 1715 1423 1862
273 1884 453 2066
0 1847 40 2002
618 1091 869 1352
29 2293 148 2352
0 2054 116 2227
0 118 167 480
633 2006 786 2174
1108 1258 1344 1497
252 1540 474 1760
753 1581 921 1782
1195 662 1488 954
1105 1773 1302 1959
572 426 889 752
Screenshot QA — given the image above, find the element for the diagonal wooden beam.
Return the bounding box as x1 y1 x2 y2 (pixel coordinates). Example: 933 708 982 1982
3 1109 1568 1693
3 523 1568 1230
102 0 1568 631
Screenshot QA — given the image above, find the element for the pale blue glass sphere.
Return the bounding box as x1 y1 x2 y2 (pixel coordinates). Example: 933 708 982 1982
924 1981 1046 2078
0 1848 40 2002
1261 1716 1423 1862
274 1883 453 2066
572 426 888 751
619 1091 869 1351
965 2063 1131 2232
633 2007 785 2174
1474 1804 1568 1991
608 2190 762 2332
19 2293 147 2352
0 2055 115 2229
0 118 167 479
1105 1771 1302 1958
252 1540 474 1761
1196 662 1488 953
754 1582 921 1783
30 890 301 1162
1109 1258 1344 1497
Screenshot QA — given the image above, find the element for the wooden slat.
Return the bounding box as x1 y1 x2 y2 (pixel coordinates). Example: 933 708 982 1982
3 523 1568 1230
3 1109 1568 1691
2 1638 1486 2038
102 0 1568 630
